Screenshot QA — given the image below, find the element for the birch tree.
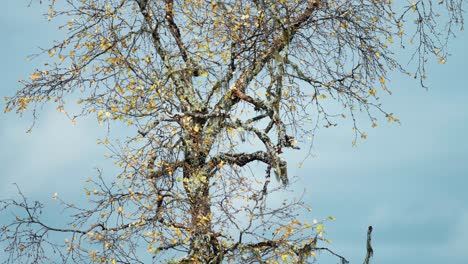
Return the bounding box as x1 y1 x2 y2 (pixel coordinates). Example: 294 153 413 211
1 0 464 263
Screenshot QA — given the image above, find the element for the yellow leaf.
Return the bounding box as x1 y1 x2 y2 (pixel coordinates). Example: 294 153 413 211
29 71 42 82
48 49 56 57
379 76 386 84
388 35 394 44
438 56 446 64
398 29 404 38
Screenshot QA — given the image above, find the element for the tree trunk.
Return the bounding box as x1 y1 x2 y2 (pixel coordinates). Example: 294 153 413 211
182 163 222 263
180 120 222 263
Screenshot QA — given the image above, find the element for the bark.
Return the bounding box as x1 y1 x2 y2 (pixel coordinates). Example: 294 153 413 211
180 118 222 263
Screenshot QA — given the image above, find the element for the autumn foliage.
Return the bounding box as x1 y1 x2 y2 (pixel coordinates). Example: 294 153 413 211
1 0 464 263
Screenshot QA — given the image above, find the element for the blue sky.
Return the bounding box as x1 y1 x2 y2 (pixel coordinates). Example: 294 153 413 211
1 1 468 264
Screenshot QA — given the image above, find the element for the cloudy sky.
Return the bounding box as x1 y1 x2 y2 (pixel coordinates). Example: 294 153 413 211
1 2 467 264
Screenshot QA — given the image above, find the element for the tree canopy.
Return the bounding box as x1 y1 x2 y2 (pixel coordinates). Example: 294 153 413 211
1 0 464 263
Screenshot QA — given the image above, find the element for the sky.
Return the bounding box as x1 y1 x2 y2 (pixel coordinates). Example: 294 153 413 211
1 1 468 264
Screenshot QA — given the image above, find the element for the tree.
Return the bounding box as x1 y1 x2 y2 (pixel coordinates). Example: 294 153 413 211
1 0 464 263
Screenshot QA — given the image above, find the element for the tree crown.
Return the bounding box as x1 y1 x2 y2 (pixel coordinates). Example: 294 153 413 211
2 0 464 263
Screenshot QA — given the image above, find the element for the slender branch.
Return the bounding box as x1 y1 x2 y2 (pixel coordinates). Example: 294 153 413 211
210 151 270 168
205 0 321 140
136 0 201 111
164 0 201 76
